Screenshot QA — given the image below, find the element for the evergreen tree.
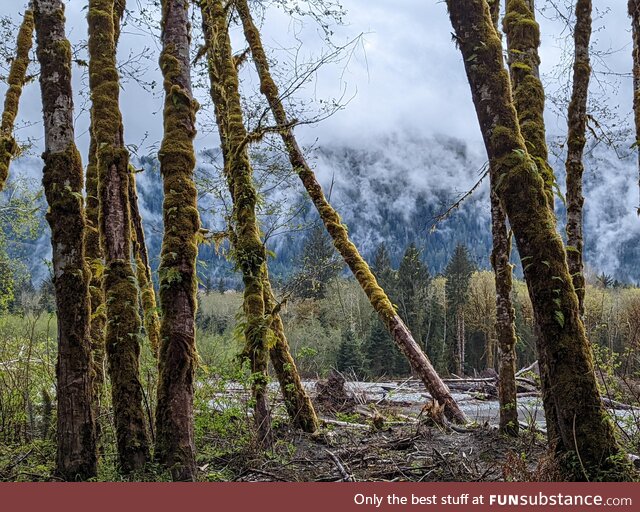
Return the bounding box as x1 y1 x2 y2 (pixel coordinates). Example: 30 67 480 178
336 328 365 378
371 242 396 294
364 316 395 378
293 224 342 299
445 244 476 374
396 242 431 345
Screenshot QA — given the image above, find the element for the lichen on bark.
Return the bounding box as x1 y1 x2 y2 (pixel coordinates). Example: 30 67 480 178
33 0 96 480
447 0 634 481
0 8 34 191
154 0 200 481
88 0 150 473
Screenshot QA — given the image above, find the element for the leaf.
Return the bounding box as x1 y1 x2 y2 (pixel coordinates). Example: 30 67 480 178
554 310 565 328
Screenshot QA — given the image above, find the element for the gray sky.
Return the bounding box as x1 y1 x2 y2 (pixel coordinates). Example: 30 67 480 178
1 0 634 157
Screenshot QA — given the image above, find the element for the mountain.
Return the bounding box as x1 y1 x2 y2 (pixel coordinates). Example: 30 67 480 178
4 131 640 287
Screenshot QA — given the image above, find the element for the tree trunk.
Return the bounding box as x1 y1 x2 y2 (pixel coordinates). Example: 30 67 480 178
487 0 519 437
154 0 200 481
0 8 34 191
490 192 519 435
202 0 273 446
565 0 592 317
33 0 97 481
129 172 161 357
504 0 555 207
446 0 633 481
263 269 318 433
202 2 317 435
629 1 640 212
88 0 149 473
235 0 466 425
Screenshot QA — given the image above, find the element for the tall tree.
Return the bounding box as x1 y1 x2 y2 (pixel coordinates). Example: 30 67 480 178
488 0 519 436
629 1 640 212
235 0 466 425
293 223 342 299
88 0 149 473
154 0 201 480
446 0 633 480
202 0 317 436
33 0 97 480
565 0 592 316
202 0 273 445
445 244 474 375
0 8 34 192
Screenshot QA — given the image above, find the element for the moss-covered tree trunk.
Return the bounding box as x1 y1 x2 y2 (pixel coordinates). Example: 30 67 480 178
491 192 519 435
129 173 161 357
0 8 34 192
263 269 318 433
33 0 97 481
504 0 554 206
446 0 634 481
488 0 519 437
154 0 200 481
630 1 640 212
234 0 466 425
201 1 316 435
565 0 592 317
203 0 273 445
88 0 150 473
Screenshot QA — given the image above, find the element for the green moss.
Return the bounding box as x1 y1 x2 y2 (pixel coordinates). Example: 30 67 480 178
0 9 34 191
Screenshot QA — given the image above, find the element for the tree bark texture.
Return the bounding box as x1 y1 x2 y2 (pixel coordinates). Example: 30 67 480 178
235 0 466 425
488 0 519 437
490 192 519 435
504 0 555 207
154 0 200 481
446 0 633 481
629 1 640 213
88 0 150 473
33 0 97 481
0 8 34 191
203 0 273 446
565 0 592 317
129 172 161 357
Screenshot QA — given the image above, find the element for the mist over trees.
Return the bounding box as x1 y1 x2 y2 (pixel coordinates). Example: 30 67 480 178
0 0 639 483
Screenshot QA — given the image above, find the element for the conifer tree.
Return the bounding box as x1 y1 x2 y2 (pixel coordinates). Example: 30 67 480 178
0 8 33 192
364 316 395 378
235 0 466 424
446 0 633 480
33 0 96 480
336 328 365 378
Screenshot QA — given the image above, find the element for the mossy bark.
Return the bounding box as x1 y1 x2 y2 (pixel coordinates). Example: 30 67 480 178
129 172 161 357
202 1 317 435
447 0 634 481
630 1 640 213
504 0 555 207
263 269 318 433
0 8 34 192
490 193 519 436
154 0 200 481
85 0 125 415
565 0 592 317
488 0 519 437
88 0 150 473
203 0 273 446
234 0 466 425
33 0 97 480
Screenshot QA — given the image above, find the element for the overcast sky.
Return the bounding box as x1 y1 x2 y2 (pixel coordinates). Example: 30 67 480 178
0 0 635 159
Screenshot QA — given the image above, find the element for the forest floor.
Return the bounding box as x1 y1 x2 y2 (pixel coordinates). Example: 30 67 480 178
2 375 638 482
